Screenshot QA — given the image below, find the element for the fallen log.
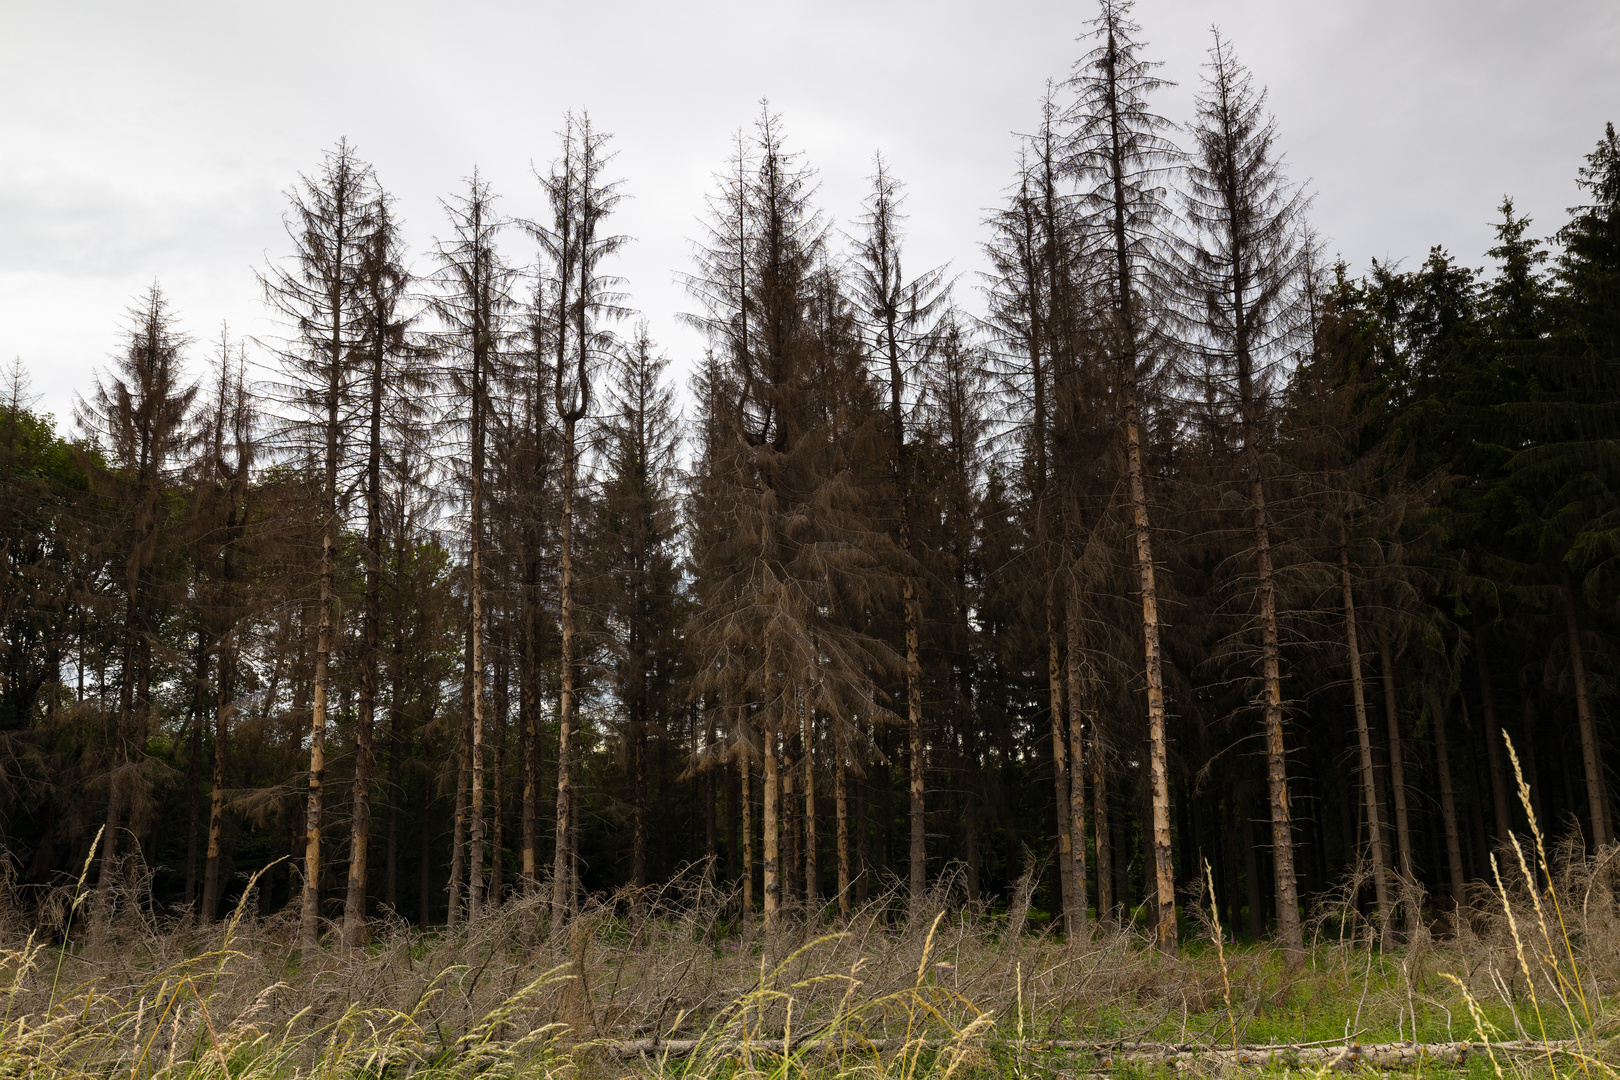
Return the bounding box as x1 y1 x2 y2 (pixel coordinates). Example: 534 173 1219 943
586 1034 1596 1069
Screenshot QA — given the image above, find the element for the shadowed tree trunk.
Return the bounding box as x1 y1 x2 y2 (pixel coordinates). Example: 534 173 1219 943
1340 536 1392 948
1064 576 1088 938
1561 571 1610 848
1377 636 1418 935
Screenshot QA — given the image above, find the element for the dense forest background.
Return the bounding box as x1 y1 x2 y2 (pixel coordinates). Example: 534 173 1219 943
3 1 1618 961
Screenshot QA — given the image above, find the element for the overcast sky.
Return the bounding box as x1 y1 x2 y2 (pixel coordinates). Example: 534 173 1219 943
2 0 1616 427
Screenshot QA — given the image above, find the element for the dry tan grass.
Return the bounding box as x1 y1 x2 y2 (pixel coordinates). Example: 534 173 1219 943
6 771 1620 1080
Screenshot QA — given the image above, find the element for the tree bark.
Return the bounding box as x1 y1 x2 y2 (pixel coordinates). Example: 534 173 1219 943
300 523 334 962
1124 408 1175 957
741 753 754 922
1064 576 1089 938
467 490 486 925
1251 459 1301 964
447 692 468 931
1091 725 1112 926
763 734 780 931
835 728 850 920
1561 571 1610 848
1339 538 1391 949
385 661 403 914
552 415 580 932
201 644 233 921
1046 588 1074 933
1433 700 1466 916
520 553 540 894
904 572 925 908
1474 619 1514 845
803 698 818 912
1377 636 1417 935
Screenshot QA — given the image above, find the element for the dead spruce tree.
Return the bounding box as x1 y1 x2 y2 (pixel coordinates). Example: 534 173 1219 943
338 189 413 946
1063 0 1181 956
530 112 628 931
259 140 379 960
194 331 256 923
1181 29 1312 962
685 107 897 932
849 155 947 910
430 172 513 928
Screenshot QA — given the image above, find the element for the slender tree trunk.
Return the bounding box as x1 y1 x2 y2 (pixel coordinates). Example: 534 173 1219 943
803 700 818 912
1433 700 1466 917
520 555 540 894
201 645 233 921
447 696 469 931
1122 407 1175 956
300 523 335 962
184 636 207 909
1377 637 1417 934
835 729 850 920
1250 463 1302 963
385 663 404 914
763 735 780 931
467 522 486 925
741 753 754 923
904 569 925 907
418 772 432 922
1064 577 1088 938
491 655 506 908
1561 572 1610 848
783 741 798 908
1339 538 1391 949
1474 620 1514 845
552 417 580 932
1091 725 1112 926
1046 588 1073 933
703 705 718 865
631 683 648 893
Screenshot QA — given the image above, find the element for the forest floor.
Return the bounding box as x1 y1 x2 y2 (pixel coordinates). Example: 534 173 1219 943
2 858 1618 1080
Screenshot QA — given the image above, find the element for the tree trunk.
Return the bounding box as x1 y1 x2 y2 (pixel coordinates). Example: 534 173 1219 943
1474 620 1514 845
385 663 404 914
184 636 207 909
1124 409 1175 956
300 525 334 962
1340 538 1391 949
835 729 850 920
447 700 468 931
1091 725 1112 926
741 754 754 922
803 700 818 912
520 554 540 894
1064 577 1089 938
467 519 486 924
491 659 506 908
1046 588 1074 933
201 645 233 921
1252 462 1302 964
631 683 648 893
552 416 580 932
1433 701 1467 917
342 333 386 948
763 735 780 931
1561 571 1610 848
1377 637 1417 935
904 571 925 908
783 742 799 907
